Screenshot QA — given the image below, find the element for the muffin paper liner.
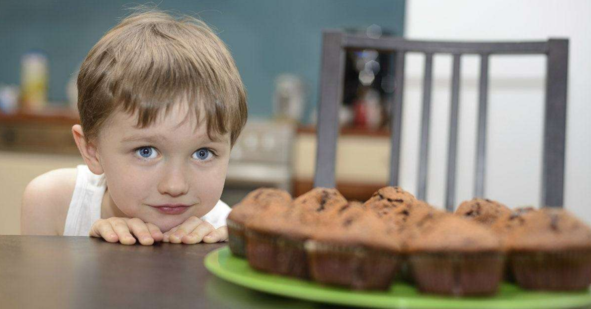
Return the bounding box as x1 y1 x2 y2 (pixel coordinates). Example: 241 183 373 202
511 250 591 291
409 252 504 297
227 219 246 258
245 229 309 279
305 240 401 290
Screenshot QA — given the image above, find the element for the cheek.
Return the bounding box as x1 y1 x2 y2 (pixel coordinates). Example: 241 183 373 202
190 167 227 206
104 165 153 211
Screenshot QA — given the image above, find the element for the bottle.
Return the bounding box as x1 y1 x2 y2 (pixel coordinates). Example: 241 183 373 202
20 51 48 111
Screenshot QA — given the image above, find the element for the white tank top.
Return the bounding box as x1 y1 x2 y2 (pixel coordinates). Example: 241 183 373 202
63 165 232 236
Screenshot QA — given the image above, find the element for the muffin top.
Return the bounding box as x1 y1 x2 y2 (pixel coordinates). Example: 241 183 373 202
506 208 591 251
364 186 416 224
406 215 501 253
310 203 401 251
293 187 348 214
245 201 311 239
227 188 292 224
490 206 536 238
405 200 445 226
455 198 511 225
365 186 416 209
245 188 349 239
241 187 292 206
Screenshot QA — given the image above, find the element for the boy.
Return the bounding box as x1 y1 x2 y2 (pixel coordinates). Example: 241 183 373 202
20 10 247 246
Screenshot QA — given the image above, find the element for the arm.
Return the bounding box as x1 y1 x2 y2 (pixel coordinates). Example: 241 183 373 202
21 169 77 235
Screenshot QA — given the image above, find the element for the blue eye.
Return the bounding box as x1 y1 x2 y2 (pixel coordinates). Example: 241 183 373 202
193 148 213 161
135 147 157 159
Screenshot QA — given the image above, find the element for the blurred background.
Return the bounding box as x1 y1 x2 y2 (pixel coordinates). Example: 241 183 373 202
0 0 404 118
0 0 589 235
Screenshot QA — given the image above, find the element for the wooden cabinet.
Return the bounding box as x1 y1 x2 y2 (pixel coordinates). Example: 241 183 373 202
0 110 80 155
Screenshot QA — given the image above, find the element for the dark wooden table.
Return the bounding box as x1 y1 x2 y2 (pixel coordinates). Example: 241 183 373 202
0 236 344 309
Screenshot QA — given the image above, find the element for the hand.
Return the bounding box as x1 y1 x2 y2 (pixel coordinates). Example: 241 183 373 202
89 217 164 246
162 216 228 244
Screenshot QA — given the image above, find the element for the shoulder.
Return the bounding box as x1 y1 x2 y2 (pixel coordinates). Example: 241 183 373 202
201 200 231 228
21 168 78 235
211 200 231 217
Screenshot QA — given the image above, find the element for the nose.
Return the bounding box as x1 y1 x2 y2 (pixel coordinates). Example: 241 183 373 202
157 164 189 197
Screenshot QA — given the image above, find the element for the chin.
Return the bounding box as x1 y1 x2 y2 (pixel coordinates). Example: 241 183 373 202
159 220 185 233
144 216 186 233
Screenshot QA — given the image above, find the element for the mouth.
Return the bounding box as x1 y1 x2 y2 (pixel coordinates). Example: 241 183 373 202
150 204 192 215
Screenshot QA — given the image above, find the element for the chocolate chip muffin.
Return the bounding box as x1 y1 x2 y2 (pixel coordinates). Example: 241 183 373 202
489 206 537 282
244 201 312 279
455 198 511 226
245 187 348 279
507 208 591 291
306 202 403 290
407 215 504 296
227 188 292 257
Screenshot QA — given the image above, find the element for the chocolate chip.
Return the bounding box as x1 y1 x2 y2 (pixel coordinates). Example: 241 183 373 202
317 191 329 212
254 191 263 200
338 204 350 214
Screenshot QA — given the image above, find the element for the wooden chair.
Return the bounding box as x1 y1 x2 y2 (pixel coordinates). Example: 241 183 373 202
314 30 568 211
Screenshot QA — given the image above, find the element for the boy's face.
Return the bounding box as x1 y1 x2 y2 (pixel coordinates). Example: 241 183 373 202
95 103 231 232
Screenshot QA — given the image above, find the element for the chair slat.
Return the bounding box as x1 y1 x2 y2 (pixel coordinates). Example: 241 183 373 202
474 54 490 198
417 53 434 200
389 51 406 187
343 35 549 54
542 39 568 208
314 32 346 188
445 54 462 211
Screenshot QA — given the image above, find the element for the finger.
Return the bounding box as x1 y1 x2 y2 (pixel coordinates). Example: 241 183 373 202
127 218 154 246
111 218 136 245
204 226 228 243
146 223 163 242
163 226 179 243
89 220 119 243
170 217 203 244
202 229 220 243
182 221 214 244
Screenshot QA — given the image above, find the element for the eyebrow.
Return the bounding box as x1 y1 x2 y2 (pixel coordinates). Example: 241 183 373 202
121 134 168 143
120 133 228 144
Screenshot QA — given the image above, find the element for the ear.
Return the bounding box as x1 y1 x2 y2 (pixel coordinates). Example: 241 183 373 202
72 125 104 175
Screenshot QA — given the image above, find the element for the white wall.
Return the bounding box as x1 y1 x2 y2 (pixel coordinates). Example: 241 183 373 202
401 0 591 222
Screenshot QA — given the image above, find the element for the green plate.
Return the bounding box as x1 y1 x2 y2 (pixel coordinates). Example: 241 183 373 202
205 246 591 309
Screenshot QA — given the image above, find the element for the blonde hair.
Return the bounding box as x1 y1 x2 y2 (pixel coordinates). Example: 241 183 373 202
77 9 247 145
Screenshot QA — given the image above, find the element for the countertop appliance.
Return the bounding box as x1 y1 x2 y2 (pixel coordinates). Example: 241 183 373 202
221 119 295 206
